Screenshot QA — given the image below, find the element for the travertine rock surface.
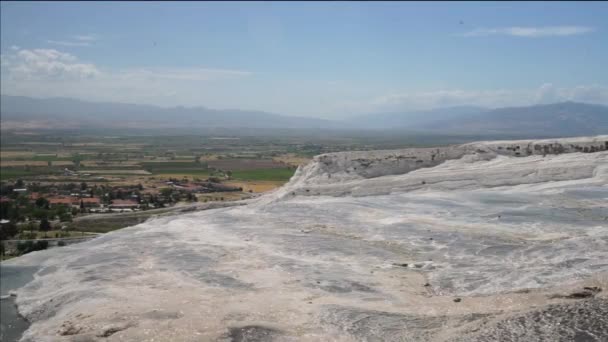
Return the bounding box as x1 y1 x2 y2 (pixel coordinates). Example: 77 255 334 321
5 135 608 341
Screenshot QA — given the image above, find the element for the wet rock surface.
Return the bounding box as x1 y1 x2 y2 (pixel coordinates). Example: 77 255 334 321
0 266 38 342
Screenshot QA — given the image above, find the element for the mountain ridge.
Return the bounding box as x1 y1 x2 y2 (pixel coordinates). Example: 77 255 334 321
1 95 607 136
0 95 336 130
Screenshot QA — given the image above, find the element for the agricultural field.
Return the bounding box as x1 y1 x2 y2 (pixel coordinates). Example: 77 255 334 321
224 180 286 193
230 168 296 181
207 158 288 171
1 128 481 191
1 130 316 194
272 153 311 167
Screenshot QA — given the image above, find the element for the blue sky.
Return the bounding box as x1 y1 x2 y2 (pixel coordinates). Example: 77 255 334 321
1 1 607 118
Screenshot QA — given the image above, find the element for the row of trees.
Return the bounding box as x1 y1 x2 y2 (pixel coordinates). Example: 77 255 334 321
1 197 77 223
0 217 52 241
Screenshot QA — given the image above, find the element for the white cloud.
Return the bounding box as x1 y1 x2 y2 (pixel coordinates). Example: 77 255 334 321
10 45 20 51
4 48 100 80
1 47 254 107
2 48 253 84
2 48 606 116
462 26 594 38
536 84 608 104
535 83 559 103
18 49 76 62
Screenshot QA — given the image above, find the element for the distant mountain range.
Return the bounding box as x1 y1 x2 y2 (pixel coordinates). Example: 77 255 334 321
353 102 608 136
1 95 607 136
0 95 336 130
420 102 608 136
349 106 488 129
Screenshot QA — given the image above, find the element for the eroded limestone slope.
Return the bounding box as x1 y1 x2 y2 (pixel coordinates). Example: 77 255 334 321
3 135 608 342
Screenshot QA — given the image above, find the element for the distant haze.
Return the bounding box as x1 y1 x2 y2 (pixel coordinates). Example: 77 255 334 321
2 95 607 137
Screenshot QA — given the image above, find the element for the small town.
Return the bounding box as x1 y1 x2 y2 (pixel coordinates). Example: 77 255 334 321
0 176 245 258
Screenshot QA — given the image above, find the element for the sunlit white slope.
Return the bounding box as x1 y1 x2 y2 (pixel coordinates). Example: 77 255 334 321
5 135 608 342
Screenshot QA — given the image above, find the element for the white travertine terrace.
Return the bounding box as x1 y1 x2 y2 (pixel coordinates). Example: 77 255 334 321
5 135 608 341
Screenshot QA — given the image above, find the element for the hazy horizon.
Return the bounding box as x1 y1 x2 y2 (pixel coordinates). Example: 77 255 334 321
1 1 608 119
2 93 608 120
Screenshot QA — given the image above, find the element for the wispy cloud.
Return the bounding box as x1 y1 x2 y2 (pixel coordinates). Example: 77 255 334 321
119 68 253 82
72 35 97 42
6 48 100 80
46 34 99 47
462 26 594 38
1 47 254 106
2 47 253 83
46 40 92 47
335 84 608 114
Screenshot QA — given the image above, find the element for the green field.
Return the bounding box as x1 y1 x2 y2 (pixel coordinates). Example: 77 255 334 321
150 169 210 176
31 155 74 162
0 168 57 180
1 129 489 186
68 219 140 233
68 206 193 233
141 161 201 169
142 161 209 177
231 168 295 181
